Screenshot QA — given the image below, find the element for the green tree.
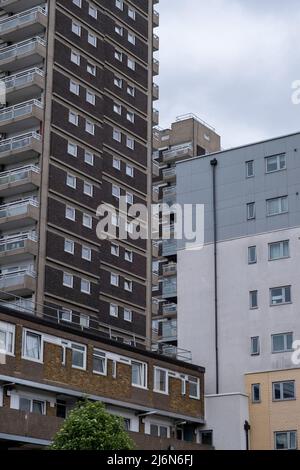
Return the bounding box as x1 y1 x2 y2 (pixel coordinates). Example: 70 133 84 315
51 401 135 450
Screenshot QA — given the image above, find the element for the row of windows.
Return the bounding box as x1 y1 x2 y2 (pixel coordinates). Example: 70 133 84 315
110 303 132 322
110 273 133 292
0 322 200 399
114 48 137 71
72 0 98 19
111 242 133 262
63 272 92 294
248 240 289 264
115 0 137 21
68 110 96 135
69 79 96 105
67 141 95 165
251 332 293 356
113 156 134 176
113 127 135 149
114 23 137 46
114 75 136 97
247 196 288 220
249 285 292 309
112 184 133 204
65 205 93 228
252 380 295 404
64 239 92 261
113 101 135 123
246 153 286 178
66 173 94 196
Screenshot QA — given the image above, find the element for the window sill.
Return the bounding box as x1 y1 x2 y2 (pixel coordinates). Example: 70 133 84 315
132 384 148 390
270 302 292 307
153 389 169 396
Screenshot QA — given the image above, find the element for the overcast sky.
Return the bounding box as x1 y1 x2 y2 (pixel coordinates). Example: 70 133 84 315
156 0 300 148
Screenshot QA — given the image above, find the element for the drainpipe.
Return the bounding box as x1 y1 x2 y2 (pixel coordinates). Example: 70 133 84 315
244 420 251 450
210 158 219 394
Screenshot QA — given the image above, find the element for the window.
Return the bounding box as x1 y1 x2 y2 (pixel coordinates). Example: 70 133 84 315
248 246 257 264
246 160 254 178
65 206 75 221
273 381 295 401
80 314 90 328
123 418 131 431
113 103 122 115
93 350 107 375
150 424 169 438
88 32 97 47
63 273 73 289
64 239 74 254
154 368 168 394
128 6 136 20
113 128 121 142
250 290 258 309
82 246 92 261
84 151 94 166
251 336 260 356
126 164 134 177
86 90 95 105
66 173 76 189
275 431 297 450
19 397 45 415
0 321 15 355
87 62 96 76
88 4 97 18
61 309 72 322
199 431 213 446
126 136 134 150
112 184 120 198
252 383 261 403
115 24 123 36
81 279 91 294
111 273 119 287
111 243 119 257
270 286 291 305
132 361 147 388
71 50 80 65
188 376 200 399
272 333 293 353
269 240 289 261
126 192 133 205
69 111 78 126
73 0 82 6
247 202 255 220
266 154 286 173
85 120 95 135
124 279 132 292
83 181 93 197
67 142 77 157
127 111 134 123
125 250 133 262
71 343 86 369
114 50 123 62
70 80 79 95
83 213 92 228
128 32 136 45
124 308 132 322
127 58 135 70
267 196 288 216
110 303 118 317
114 77 122 88
72 21 81 36
23 331 42 362
115 0 123 10
127 85 135 97
112 214 119 227
113 157 121 170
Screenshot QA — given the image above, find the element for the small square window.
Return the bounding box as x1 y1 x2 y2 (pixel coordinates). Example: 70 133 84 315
127 58 135 70
86 90 96 105
126 192 133 205
61 308 72 322
115 0 123 10
81 279 91 294
113 103 122 115
111 273 119 287
124 308 132 322
71 50 80 65
64 239 74 254
88 32 97 47
115 24 123 36
124 279 133 292
88 4 97 19
83 181 93 197
111 243 120 257
83 213 93 228
87 62 96 76
126 136 134 150
66 173 77 189
127 85 135 97
80 314 90 328
110 304 118 317
69 111 79 126
70 80 80 95
72 22 81 36
63 273 73 288
113 157 121 170
85 120 95 135
84 151 94 166
113 128 122 142
114 77 123 88
65 206 76 221
112 184 120 198
128 32 136 45
126 164 134 177
125 250 133 262
68 142 77 157
82 246 92 261
114 50 123 62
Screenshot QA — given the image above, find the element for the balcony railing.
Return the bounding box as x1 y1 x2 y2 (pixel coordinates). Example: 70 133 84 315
162 167 176 180
0 268 36 289
163 263 177 276
2 68 44 91
0 37 46 62
0 198 39 219
0 99 43 124
0 164 39 184
163 144 194 163
162 239 177 257
162 277 177 297
163 303 177 315
160 319 177 340
0 6 47 33
0 132 41 155
0 233 37 253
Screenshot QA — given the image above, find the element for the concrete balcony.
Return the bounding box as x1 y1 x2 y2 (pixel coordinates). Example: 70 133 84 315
152 186 159 203
162 239 177 257
0 165 40 197
0 132 42 165
163 262 177 277
152 240 161 258
153 33 159 51
152 271 159 286
152 298 159 315
153 58 159 76
0 99 43 133
162 166 176 182
0 268 36 297
162 276 177 299
162 303 177 316
153 9 159 27
162 144 194 164
152 161 160 178
0 37 46 72
153 108 159 126
0 0 44 14
0 234 38 264
153 83 159 101
0 6 47 42
3 68 44 105
0 199 39 230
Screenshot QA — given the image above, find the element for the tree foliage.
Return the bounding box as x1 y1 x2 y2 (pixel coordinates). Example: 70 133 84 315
51 401 135 450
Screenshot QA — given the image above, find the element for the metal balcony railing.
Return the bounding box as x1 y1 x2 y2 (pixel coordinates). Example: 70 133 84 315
163 186 176 197
162 239 177 256
163 263 177 276
0 132 41 154
161 319 177 340
0 164 39 186
0 198 39 219
162 167 176 180
0 233 37 253
0 268 36 289
0 99 43 123
2 68 44 91
0 37 46 62
162 277 177 296
0 6 47 33
163 143 193 163
163 303 177 315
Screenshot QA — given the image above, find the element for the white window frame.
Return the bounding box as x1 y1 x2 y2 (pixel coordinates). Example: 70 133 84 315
115 0 124 10
125 250 133 262
73 0 82 7
266 154 286 174
88 3 97 19
124 279 133 292
66 173 77 189
84 151 94 166
63 272 74 289
113 128 122 142
113 157 121 170
131 360 147 389
87 62 96 76
83 181 93 197
111 273 119 287
86 90 96 105
126 136 134 150
128 6 136 20
81 279 91 294
128 32 136 45
114 50 123 62
71 342 87 370
111 243 120 257
154 367 169 395
126 164 134 177
85 120 95 135
112 184 121 199
269 240 290 261
83 213 93 229
246 160 254 178
93 349 107 376
110 303 119 317
82 246 92 261
188 376 200 399
272 333 293 353
247 202 255 220
67 142 77 157
251 383 261 403
61 308 72 322
270 286 291 306
64 239 75 255
22 329 43 363
275 431 297 450
248 246 257 264
80 314 90 328
127 85 135 97
69 110 79 126
115 24 123 36
267 196 288 217
71 50 80 65
70 80 80 95
114 76 123 88
273 381 295 401
72 21 81 36
0 321 15 356
124 308 132 322
127 57 135 70
113 102 122 115
65 206 76 221
88 32 97 47
126 192 133 205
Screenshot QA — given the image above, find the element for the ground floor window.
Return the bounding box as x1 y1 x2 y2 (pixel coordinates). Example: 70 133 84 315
275 431 297 450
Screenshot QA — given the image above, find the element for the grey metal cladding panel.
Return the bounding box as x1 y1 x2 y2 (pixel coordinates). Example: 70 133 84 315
177 133 300 245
